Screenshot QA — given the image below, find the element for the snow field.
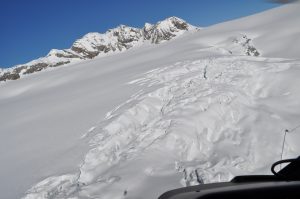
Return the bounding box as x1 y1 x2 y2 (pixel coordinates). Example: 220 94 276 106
23 55 300 198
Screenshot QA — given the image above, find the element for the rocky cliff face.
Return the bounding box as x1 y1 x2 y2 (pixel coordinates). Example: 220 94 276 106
0 17 197 82
143 16 191 44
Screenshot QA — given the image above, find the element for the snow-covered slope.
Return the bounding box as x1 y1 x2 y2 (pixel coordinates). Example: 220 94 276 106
0 17 196 82
1 3 300 199
186 2 300 59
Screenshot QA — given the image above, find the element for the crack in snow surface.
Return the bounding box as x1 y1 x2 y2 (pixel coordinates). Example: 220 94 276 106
23 55 300 199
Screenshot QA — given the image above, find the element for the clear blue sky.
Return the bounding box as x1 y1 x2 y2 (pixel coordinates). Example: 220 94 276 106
0 0 279 68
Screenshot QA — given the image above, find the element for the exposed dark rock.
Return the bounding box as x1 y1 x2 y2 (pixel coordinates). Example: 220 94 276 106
233 34 260 57
23 63 49 74
13 66 27 74
71 46 99 59
55 51 80 59
51 61 71 67
247 46 260 56
0 72 20 81
151 30 176 44
172 18 189 30
96 45 110 53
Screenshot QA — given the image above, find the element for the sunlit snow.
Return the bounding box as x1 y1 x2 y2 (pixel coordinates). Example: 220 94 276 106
1 3 300 199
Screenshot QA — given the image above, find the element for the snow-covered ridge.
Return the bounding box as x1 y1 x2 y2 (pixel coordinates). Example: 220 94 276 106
0 17 197 82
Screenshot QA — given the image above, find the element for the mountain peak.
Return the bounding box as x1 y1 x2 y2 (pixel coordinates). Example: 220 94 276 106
157 16 192 30
0 17 198 82
161 16 187 24
143 16 196 44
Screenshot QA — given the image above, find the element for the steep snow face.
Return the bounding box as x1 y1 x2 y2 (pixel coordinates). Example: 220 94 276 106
1 3 300 199
0 17 196 82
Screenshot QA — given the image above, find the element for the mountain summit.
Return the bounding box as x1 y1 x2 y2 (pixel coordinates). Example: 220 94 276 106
0 17 197 82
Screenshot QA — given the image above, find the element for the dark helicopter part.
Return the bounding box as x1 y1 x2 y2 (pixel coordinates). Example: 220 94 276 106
158 157 300 199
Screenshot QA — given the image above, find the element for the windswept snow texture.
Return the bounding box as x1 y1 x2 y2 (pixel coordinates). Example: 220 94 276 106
1 2 300 199
22 56 300 199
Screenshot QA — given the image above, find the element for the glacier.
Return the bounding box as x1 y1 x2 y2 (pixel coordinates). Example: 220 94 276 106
0 2 300 199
